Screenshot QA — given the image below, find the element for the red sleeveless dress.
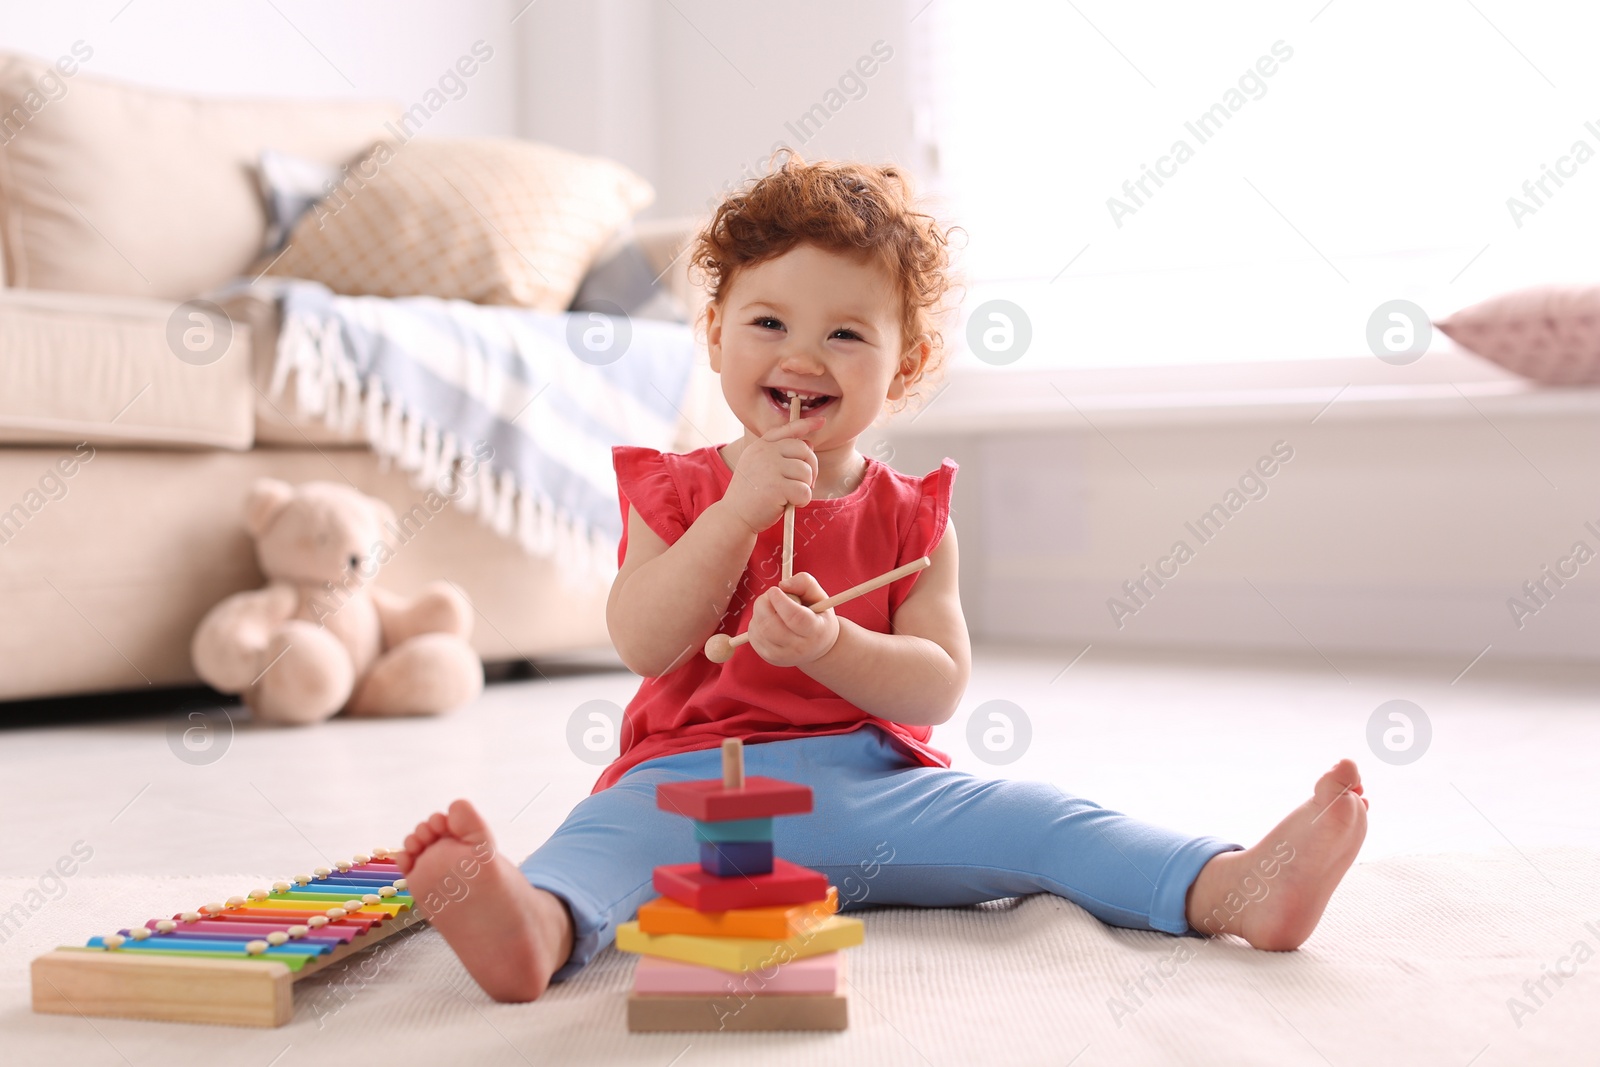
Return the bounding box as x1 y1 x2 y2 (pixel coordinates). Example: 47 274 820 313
595 443 958 791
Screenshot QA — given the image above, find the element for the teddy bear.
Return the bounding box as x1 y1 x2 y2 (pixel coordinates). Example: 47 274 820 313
191 478 484 725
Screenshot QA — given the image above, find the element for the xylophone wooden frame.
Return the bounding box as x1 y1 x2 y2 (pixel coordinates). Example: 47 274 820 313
30 851 422 1029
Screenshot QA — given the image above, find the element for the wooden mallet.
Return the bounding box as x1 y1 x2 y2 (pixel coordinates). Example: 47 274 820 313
783 394 800 582
703 556 932 663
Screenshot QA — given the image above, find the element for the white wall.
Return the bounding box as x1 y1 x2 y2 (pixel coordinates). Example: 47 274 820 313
516 0 926 219
880 409 1600 665
1 0 924 214
510 0 661 198
0 0 521 135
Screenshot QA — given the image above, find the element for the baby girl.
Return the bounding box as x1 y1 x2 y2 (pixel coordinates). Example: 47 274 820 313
395 154 1369 1002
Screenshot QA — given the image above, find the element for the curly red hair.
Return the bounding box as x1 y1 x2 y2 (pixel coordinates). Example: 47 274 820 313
690 150 959 409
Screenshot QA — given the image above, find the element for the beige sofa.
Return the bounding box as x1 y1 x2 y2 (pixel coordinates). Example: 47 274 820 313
0 53 735 703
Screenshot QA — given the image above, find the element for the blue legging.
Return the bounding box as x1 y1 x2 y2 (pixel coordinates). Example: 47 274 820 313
520 726 1239 981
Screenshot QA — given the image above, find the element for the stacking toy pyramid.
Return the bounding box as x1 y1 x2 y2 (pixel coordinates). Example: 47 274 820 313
619 738 862 1031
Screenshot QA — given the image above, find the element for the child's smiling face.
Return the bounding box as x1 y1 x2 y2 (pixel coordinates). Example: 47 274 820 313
708 242 910 452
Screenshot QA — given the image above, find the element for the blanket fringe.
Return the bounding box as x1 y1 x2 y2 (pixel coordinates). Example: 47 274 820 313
273 307 618 583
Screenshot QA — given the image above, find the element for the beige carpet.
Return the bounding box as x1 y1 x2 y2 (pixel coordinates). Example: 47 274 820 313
4 847 1597 1066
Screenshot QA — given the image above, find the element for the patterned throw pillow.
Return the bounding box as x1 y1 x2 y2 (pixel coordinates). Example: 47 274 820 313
263 137 654 310
1435 285 1600 384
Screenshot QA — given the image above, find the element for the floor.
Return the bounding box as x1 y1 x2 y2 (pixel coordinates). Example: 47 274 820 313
3 643 1598 1064
4 642 1592 878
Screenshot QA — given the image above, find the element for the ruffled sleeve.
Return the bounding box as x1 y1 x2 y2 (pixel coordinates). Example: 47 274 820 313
889 458 958 613
613 446 690 567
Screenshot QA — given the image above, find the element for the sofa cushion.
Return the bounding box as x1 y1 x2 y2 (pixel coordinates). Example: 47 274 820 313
0 51 399 299
262 137 653 310
0 288 252 449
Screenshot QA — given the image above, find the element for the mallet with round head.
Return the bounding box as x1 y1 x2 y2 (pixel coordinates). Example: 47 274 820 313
704 556 932 663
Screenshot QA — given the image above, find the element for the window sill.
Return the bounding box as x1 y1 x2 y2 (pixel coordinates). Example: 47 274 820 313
891 351 1600 433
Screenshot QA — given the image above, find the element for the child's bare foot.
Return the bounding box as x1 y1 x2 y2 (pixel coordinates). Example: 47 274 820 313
394 799 574 1001
1185 759 1368 951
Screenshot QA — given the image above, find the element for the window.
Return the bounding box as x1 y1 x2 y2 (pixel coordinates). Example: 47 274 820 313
913 0 1600 369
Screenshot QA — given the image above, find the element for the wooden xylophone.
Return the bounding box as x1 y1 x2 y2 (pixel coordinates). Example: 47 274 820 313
31 848 419 1028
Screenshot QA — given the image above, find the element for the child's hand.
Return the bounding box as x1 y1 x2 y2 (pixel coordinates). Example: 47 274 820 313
721 418 824 537
746 572 840 668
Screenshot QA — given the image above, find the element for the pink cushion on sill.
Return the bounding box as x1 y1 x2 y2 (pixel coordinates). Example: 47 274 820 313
1434 284 1600 385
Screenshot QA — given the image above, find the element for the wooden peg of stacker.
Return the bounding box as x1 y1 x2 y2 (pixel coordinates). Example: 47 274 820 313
722 738 745 790
703 556 932 663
